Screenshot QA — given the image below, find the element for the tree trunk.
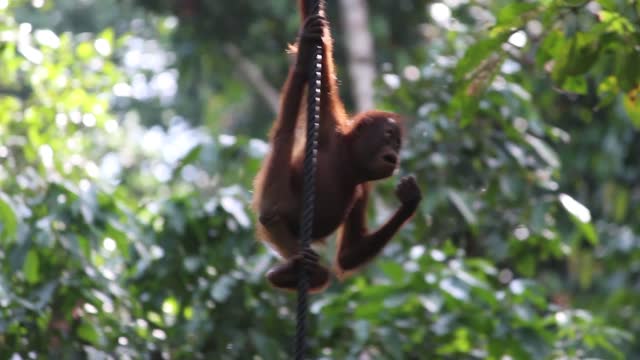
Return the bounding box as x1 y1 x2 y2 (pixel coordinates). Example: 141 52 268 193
338 0 376 112
224 43 280 114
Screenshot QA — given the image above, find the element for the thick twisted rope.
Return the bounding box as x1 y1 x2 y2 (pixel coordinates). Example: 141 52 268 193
295 0 323 359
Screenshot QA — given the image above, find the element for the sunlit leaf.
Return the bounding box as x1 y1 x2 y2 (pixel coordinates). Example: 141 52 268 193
220 196 251 229
162 297 179 316
576 221 598 245
106 223 130 258
76 42 95 60
77 323 99 345
0 192 17 243
599 11 635 35
525 134 560 168
440 277 469 301
559 194 591 223
24 250 40 284
623 91 640 128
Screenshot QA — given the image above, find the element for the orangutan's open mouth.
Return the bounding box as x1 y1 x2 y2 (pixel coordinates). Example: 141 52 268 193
383 154 397 165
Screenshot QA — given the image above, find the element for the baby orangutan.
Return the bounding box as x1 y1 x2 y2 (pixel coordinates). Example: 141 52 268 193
252 1 421 292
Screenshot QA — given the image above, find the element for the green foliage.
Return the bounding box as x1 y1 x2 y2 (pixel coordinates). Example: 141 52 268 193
1 0 640 358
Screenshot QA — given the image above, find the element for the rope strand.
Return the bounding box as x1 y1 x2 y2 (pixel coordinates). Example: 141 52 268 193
295 0 323 359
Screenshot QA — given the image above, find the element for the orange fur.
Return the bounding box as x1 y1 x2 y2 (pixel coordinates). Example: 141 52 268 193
251 0 421 292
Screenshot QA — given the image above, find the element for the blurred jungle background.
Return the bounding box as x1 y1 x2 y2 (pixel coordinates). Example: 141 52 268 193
1 0 639 358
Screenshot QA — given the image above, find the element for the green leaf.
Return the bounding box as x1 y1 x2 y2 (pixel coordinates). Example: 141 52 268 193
440 277 470 301
383 294 408 308
455 35 507 81
559 192 598 244
558 193 592 224
552 33 599 84
99 28 115 48
33 281 57 309
251 330 282 358
447 189 477 225
379 261 405 283
220 196 250 228
538 30 564 65
0 192 17 243
599 11 635 35
495 3 538 27
612 185 629 222
561 76 588 94
617 52 640 91
106 222 130 258
354 301 384 319
173 144 203 178
162 297 179 316
76 42 95 60
77 323 99 345
77 235 91 259
576 220 598 245
558 0 590 6
623 94 640 129
525 135 560 168
24 250 40 284
359 284 396 300
516 255 536 277
211 275 234 302
596 76 619 107
577 250 594 289
352 320 370 343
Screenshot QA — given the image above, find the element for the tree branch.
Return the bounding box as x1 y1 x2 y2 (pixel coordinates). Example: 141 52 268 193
223 43 280 114
0 86 32 101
